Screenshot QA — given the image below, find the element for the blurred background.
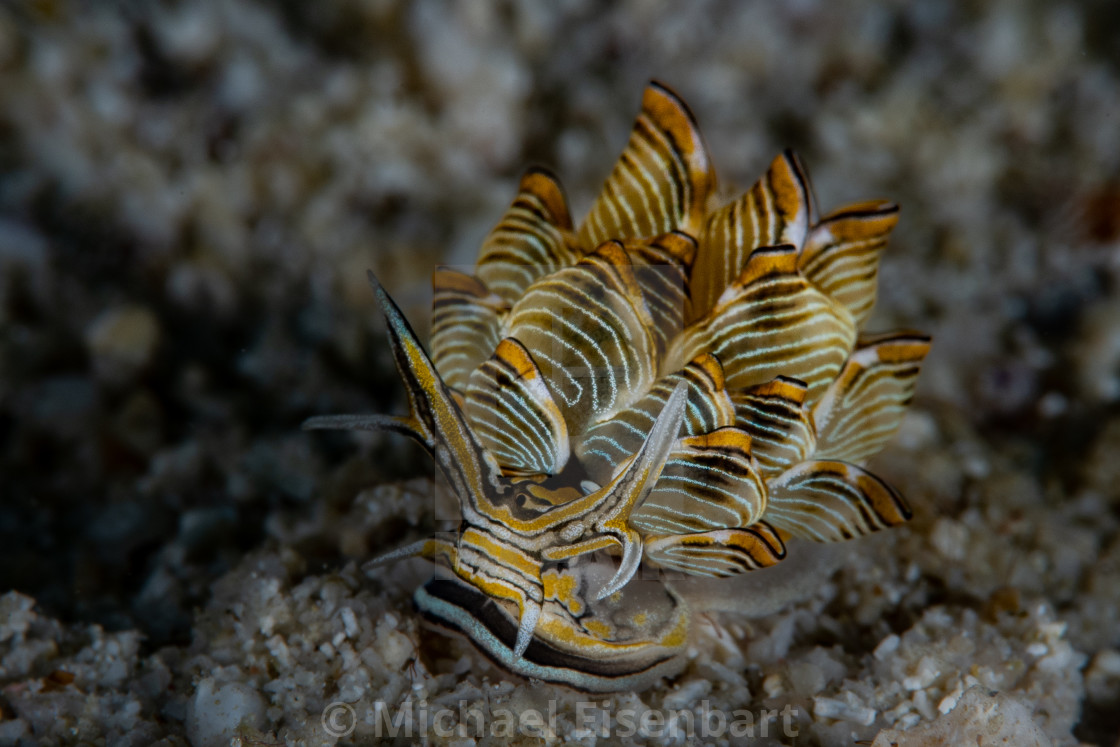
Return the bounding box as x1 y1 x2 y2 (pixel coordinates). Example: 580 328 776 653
0 1 1118 742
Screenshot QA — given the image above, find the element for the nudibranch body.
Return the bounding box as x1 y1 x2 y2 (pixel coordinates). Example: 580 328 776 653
306 82 930 692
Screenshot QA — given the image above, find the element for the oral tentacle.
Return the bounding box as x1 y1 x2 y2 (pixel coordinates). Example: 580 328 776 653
301 413 427 446
513 598 542 661
585 381 689 597
594 529 644 600
361 537 458 575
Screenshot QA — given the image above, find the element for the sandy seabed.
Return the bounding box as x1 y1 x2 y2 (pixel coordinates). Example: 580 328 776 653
1 2 1119 745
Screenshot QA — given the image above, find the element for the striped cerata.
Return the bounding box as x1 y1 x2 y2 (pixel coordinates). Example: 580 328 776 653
306 81 931 692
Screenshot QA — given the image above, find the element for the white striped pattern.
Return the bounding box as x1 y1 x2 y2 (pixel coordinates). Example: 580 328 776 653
799 201 899 328
690 151 811 320
430 268 506 391
644 523 785 577
631 428 765 535
576 353 734 484
464 337 570 475
620 233 695 362
578 83 713 250
667 245 856 403
505 244 657 436
731 376 817 479
765 460 911 542
812 333 931 465
476 168 578 303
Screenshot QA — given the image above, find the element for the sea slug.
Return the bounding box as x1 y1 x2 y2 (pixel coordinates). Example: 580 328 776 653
306 81 930 692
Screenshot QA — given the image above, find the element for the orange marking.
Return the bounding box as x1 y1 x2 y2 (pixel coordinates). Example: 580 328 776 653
582 619 613 638
734 245 800 287
652 231 698 267
688 353 726 390
819 200 900 237
587 241 649 308
460 527 540 579
519 168 573 230
873 337 933 366
542 568 584 616
679 427 753 456
742 376 809 404
493 337 543 381
766 152 809 228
